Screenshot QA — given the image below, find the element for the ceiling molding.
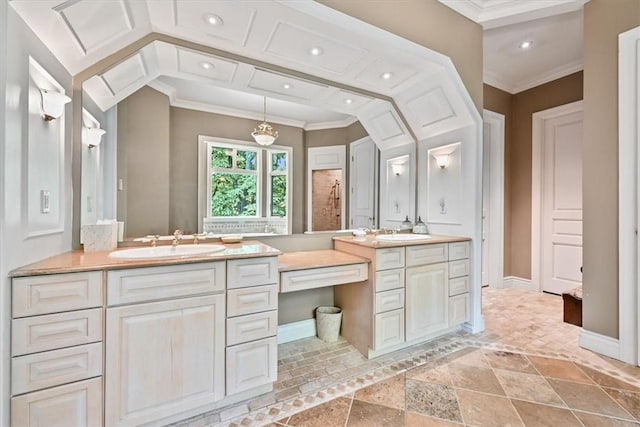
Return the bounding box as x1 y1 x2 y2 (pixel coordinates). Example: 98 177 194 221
439 0 588 29
484 60 583 94
510 60 583 94
304 116 358 131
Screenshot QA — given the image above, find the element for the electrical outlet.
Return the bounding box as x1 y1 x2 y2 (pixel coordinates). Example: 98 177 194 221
118 179 124 191
40 190 50 213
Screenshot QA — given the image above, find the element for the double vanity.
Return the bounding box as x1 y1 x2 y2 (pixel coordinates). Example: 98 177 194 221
9 234 471 426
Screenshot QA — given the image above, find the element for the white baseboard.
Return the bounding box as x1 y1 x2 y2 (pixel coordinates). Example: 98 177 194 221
579 329 620 360
277 319 316 344
503 276 536 291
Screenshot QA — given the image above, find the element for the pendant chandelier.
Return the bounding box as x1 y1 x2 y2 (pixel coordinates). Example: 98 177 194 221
252 96 279 146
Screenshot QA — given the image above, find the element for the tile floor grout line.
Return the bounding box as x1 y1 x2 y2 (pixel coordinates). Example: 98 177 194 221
343 394 354 427
598 386 640 423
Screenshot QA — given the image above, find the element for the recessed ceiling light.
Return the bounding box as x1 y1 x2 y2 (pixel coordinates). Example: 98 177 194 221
283 83 292 90
381 72 393 80
309 47 324 56
519 40 533 50
200 61 214 70
344 98 353 104
204 13 224 26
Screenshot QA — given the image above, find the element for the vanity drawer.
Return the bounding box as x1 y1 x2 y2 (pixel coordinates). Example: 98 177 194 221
227 285 278 317
13 272 103 318
226 337 277 396
406 244 448 267
448 241 470 261
227 257 278 289
12 308 103 357
449 259 469 279
375 268 405 292
107 262 225 306
12 342 102 395
281 263 367 293
375 248 405 271
449 276 470 296
449 293 470 326
227 310 277 346
11 377 103 427
375 289 405 314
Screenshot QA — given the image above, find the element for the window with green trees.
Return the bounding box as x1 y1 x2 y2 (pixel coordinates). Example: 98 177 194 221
206 141 290 219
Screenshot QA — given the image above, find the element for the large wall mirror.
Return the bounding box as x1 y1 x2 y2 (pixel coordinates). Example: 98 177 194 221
79 40 401 240
66 1 480 243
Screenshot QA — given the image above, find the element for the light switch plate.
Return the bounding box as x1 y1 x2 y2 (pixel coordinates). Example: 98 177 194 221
40 190 50 213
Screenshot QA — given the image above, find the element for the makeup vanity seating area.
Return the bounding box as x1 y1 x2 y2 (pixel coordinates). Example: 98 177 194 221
8 235 471 426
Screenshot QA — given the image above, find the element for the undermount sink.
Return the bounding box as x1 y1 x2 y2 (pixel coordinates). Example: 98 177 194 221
109 244 226 260
375 234 432 242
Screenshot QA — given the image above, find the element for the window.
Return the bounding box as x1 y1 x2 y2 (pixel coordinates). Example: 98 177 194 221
268 150 289 218
208 144 261 217
202 139 291 226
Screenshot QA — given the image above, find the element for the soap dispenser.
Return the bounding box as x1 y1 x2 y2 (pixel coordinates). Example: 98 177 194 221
413 216 429 234
401 216 412 230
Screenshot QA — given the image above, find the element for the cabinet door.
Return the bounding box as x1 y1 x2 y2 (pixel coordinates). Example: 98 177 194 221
449 294 470 326
105 295 225 427
226 337 277 395
405 263 449 341
11 377 102 427
374 309 404 350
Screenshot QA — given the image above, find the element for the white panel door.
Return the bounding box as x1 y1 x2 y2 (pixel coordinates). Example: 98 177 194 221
542 111 583 294
349 137 377 229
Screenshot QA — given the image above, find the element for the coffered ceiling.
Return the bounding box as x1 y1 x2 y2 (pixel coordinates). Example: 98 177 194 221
10 0 479 145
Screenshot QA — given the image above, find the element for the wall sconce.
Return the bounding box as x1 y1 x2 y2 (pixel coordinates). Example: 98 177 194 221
40 89 71 121
391 163 405 176
82 126 106 148
434 154 450 169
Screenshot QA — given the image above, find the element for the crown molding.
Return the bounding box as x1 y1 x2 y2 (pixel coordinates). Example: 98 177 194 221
439 0 588 29
483 60 583 94
147 80 358 131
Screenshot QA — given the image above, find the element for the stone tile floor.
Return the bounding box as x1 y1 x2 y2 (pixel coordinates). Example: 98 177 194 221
173 287 640 427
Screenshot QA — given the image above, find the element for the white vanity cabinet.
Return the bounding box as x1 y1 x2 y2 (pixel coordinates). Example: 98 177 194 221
105 262 226 427
10 271 104 427
334 237 471 359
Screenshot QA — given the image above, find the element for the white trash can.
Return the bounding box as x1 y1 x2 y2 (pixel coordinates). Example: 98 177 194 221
315 306 342 342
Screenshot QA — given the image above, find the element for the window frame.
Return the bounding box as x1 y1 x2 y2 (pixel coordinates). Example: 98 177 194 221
197 136 292 234
266 148 292 220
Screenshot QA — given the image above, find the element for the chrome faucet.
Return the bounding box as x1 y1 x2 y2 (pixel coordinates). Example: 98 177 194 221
172 230 183 247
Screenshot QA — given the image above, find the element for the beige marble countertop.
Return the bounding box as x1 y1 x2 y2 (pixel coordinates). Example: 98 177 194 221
278 250 370 272
333 234 471 248
10 241 281 277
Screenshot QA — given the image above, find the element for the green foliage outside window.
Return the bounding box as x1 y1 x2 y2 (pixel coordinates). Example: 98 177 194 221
210 147 258 217
207 144 289 218
270 175 287 217
211 174 257 216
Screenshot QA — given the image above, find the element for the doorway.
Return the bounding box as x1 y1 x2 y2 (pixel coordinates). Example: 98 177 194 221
532 101 584 295
482 110 505 289
307 146 346 232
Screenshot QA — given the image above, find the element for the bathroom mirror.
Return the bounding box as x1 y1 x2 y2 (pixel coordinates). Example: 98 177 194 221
79 41 396 239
